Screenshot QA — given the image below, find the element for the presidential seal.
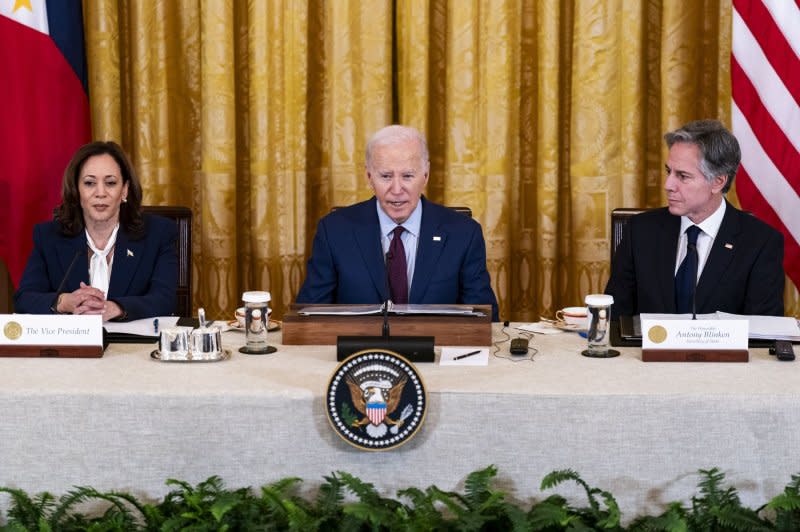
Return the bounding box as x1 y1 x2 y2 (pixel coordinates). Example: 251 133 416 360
3 321 22 341
326 349 426 451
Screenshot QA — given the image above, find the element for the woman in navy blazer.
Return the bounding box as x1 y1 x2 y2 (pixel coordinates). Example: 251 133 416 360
14 141 177 321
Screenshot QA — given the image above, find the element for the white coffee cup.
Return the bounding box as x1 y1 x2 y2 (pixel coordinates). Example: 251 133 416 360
556 306 588 326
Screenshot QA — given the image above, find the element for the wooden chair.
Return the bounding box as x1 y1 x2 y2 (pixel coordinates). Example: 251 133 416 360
142 206 192 317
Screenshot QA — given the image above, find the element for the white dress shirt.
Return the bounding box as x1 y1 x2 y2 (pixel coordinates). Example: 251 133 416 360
377 200 422 294
674 200 726 281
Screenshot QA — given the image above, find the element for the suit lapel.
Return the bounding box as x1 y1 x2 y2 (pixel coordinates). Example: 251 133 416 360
353 202 386 300
108 229 143 297
410 201 446 301
695 203 739 311
656 212 681 312
56 234 89 291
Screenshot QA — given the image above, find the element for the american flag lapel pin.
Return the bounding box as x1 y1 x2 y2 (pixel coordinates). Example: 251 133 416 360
724 243 733 250
127 249 134 257
433 236 441 241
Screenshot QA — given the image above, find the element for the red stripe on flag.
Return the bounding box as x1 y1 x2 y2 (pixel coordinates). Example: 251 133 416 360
733 0 800 292
0 15 91 287
731 58 800 199
733 0 800 106
736 167 800 289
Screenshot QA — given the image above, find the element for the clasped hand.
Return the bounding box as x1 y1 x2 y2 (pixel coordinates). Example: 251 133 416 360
58 282 123 321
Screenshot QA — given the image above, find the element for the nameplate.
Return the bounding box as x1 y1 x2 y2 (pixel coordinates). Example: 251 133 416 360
0 315 103 358
641 318 749 362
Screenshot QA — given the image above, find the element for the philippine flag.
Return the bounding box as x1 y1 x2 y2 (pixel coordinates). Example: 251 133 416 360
0 0 91 287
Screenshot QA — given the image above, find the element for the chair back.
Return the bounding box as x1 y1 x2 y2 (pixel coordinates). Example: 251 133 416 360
610 208 646 263
142 206 192 317
331 206 472 218
449 206 472 217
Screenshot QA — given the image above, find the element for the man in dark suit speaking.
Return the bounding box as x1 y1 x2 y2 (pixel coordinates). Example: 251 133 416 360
605 119 784 319
297 125 499 321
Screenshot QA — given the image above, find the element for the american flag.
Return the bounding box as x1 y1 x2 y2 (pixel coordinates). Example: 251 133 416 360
731 0 800 294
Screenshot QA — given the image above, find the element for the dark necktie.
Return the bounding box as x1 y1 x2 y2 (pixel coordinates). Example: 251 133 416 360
387 226 408 304
675 225 701 314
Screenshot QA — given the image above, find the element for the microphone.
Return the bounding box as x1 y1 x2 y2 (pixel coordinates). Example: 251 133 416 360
51 248 83 312
688 241 698 320
382 251 392 339
336 247 435 363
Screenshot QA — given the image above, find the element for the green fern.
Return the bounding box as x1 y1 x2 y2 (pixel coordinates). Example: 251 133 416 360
462 464 498 507
49 486 145 529
0 487 56 530
335 471 408 529
538 469 623 530
528 495 574 530
541 469 602 514
316 474 345 513
0 485 150 531
423 485 470 519
763 473 800 532
627 501 688 532
396 486 450 529
402 467 525 531
258 476 317 530
335 471 380 504
686 468 765 531
6 466 800 530
155 475 265 531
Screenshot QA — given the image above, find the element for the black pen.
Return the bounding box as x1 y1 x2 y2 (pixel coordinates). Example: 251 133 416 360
453 349 482 361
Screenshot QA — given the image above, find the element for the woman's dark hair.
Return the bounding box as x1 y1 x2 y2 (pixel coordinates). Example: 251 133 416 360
54 141 145 239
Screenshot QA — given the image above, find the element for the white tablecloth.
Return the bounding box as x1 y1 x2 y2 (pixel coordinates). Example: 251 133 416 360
1 325 798 521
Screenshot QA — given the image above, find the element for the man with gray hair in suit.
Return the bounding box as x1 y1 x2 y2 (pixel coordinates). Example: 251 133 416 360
606 119 784 318
297 125 499 321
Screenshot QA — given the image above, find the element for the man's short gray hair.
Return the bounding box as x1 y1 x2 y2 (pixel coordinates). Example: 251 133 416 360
366 125 430 171
664 119 740 193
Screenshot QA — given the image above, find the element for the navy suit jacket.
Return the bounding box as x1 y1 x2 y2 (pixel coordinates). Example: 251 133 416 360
296 197 499 321
605 202 784 319
14 214 178 320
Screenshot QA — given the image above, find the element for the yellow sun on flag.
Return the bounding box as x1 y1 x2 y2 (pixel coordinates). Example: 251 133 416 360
13 0 33 12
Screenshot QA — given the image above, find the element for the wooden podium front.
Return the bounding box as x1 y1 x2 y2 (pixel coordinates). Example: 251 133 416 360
282 304 492 346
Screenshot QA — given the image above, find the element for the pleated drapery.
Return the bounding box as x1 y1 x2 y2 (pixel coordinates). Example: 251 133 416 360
83 0 798 320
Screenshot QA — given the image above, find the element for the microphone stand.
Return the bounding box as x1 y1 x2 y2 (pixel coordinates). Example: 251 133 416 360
383 251 392 339
382 300 391 339
335 248 434 362
51 249 83 312
689 241 698 320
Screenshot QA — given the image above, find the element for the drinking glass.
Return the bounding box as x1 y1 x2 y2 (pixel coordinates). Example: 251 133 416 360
239 291 277 354
582 294 619 358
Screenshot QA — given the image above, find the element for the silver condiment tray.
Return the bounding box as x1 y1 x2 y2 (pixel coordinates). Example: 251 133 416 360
150 349 231 363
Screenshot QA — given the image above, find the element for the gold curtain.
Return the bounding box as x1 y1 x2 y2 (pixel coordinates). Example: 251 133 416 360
83 0 799 321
